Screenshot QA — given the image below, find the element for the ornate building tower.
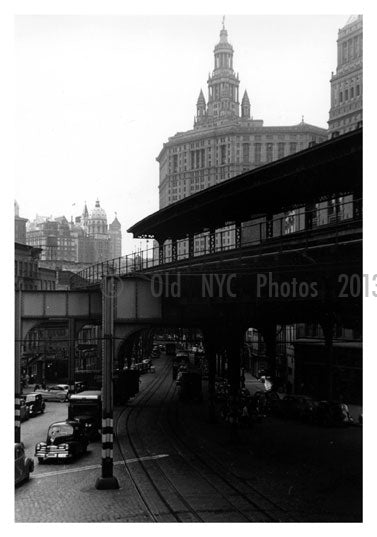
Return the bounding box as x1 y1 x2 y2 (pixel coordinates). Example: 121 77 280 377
195 90 207 125
109 213 122 259
206 20 240 121
81 202 89 232
328 15 363 136
87 199 110 262
241 90 251 119
88 199 107 236
157 20 327 209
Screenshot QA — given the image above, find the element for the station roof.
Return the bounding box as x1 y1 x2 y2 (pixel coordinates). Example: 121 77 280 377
128 129 362 240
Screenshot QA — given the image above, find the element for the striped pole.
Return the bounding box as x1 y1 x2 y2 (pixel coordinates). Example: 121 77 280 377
95 276 119 490
68 318 75 395
15 290 21 443
100 415 114 477
15 394 21 443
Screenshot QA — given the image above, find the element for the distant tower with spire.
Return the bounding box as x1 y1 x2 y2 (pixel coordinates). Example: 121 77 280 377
241 90 250 119
156 17 328 210
203 19 241 122
109 212 122 259
81 201 89 232
195 89 207 125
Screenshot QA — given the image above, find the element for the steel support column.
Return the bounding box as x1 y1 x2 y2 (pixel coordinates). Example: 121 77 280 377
96 276 119 490
188 234 194 258
235 222 242 249
226 332 242 398
203 328 218 423
171 239 177 263
266 214 273 239
320 314 335 401
154 238 164 266
15 290 21 443
68 318 75 395
305 203 315 230
209 229 216 254
224 326 244 441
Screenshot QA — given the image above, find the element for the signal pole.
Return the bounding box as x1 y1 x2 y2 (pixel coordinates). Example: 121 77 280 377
95 275 119 490
15 290 21 443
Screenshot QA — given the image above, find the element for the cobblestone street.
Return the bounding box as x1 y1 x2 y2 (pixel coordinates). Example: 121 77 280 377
15 357 362 523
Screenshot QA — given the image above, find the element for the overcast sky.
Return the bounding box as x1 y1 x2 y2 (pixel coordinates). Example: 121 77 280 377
15 14 351 253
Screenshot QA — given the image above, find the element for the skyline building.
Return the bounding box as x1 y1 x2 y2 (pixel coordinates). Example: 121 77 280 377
157 21 328 211
25 199 122 267
328 15 363 136
156 21 328 257
14 200 28 244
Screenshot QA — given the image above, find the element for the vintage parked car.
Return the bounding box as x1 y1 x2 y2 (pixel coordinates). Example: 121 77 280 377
35 420 89 463
56 384 70 391
68 391 101 441
281 395 317 421
315 401 354 427
74 381 86 393
19 398 30 421
35 385 69 402
22 393 46 417
15 442 34 485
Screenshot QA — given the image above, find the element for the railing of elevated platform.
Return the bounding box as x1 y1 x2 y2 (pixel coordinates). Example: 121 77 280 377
70 197 362 288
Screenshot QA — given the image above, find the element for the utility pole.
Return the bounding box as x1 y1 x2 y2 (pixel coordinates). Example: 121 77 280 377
15 290 21 443
68 318 75 394
95 275 119 489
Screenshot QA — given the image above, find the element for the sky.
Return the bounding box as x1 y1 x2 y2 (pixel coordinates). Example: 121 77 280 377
15 13 349 254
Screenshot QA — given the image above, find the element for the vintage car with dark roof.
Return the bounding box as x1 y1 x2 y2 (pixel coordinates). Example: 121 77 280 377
22 393 46 417
15 442 34 485
35 420 89 463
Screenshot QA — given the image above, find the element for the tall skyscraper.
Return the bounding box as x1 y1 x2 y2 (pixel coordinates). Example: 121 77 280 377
14 200 28 244
328 15 363 136
157 21 328 210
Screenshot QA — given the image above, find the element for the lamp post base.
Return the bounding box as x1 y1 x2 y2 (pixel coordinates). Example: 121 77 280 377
95 476 120 490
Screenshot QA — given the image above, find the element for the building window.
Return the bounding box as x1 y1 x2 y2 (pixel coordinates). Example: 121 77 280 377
278 142 285 159
173 154 178 173
339 91 343 103
254 143 261 164
242 143 250 163
342 41 348 62
221 145 226 165
266 143 273 162
289 142 297 154
190 151 195 169
345 89 349 101
356 85 360 96
351 87 354 99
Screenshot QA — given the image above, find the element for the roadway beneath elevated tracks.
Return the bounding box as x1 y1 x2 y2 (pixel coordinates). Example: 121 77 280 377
15 355 362 523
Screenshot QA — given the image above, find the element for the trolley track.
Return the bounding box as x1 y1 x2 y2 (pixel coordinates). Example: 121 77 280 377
115 359 203 521
163 393 298 522
114 356 297 522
